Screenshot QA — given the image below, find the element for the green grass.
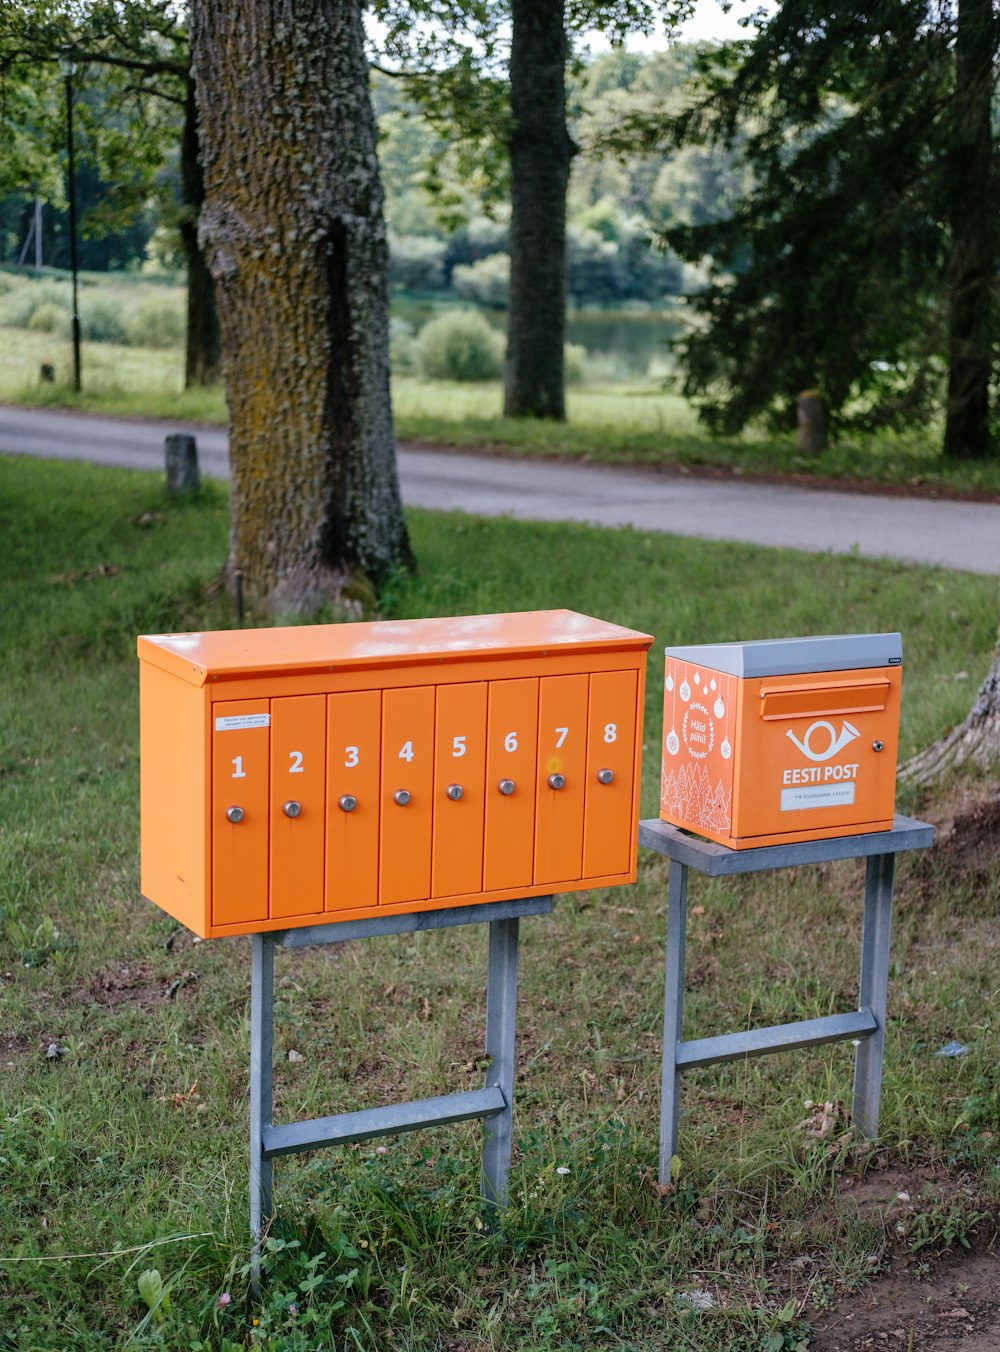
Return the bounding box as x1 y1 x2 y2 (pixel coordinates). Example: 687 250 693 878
1 453 997 1348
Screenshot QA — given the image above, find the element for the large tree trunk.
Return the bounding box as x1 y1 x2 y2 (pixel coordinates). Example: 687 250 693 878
942 0 995 461
503 0 572 421
190 0 413 614
180 75 222 389
900 638 1000 786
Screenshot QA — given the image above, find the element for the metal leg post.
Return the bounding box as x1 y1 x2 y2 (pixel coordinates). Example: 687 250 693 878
853 852 896 1138
481 916 520 1208
659 861 688 1187
249 933 275 1295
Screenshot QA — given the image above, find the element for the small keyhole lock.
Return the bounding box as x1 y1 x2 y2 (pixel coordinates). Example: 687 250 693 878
283 800 302 818
597 768 614 785
338 794 357 813
872 740 884 753
226 805 245 824
498 779 515 796
393 789 412 806
548 773 566 790
446 783 464 801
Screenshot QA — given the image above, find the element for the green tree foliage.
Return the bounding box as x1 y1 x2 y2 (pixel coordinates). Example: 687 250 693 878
658 1 998 455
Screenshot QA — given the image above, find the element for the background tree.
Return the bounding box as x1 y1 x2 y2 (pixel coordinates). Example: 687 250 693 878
658 1 998 457
191 0 413 614
0 0 221 386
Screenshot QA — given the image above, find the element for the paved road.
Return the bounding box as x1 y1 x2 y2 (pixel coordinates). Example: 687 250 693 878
1 404 997 574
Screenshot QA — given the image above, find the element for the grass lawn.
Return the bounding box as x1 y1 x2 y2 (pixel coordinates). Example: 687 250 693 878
5 319 1000 500
1 452 997 1349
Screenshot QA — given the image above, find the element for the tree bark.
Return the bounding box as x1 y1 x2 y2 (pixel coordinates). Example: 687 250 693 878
900 638 1000 786
943 0 996 461
180 74 222 388
190 0 413 615
503 0 572 421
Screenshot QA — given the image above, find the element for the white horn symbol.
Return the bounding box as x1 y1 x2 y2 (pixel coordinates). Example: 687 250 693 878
786 719 860 762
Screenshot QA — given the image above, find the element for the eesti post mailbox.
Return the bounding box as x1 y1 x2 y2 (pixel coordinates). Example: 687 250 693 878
659 633 902 849
138 610 653 938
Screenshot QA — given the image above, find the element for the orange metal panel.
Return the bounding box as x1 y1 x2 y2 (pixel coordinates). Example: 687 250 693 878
534 674 589 884
380 686 435 905
733 668 900 841
660 658 739 846
583 670 638 878
268 695 326 920
483 678 539 892
432 682 487 897
211 699 270 927
759 679 890 721
139 662 210 936
326 690 381 912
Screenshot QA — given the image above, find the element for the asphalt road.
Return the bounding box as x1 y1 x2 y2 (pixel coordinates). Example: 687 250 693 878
1 404 997 574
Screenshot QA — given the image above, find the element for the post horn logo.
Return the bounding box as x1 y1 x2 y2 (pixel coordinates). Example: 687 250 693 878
786 719 860 762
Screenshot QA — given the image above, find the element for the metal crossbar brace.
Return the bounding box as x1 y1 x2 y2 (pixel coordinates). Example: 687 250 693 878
639 815 933 1187
248 896 551 1292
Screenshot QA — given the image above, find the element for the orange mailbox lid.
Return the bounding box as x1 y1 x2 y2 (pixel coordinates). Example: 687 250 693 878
663 633 902 676
138 609 653 686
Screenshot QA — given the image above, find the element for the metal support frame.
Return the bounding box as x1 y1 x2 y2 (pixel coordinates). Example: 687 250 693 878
638 815 933 1187
248 896 551 1290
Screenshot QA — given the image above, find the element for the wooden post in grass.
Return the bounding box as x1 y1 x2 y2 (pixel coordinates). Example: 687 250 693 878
165 433 201 496
797 390 826 455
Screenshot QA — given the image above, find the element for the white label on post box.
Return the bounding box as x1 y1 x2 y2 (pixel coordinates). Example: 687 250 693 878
780 783 856 812
215 714 271 731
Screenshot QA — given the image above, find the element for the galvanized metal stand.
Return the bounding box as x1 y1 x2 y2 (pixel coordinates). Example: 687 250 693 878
638 814 933 1186
248 895 552 1290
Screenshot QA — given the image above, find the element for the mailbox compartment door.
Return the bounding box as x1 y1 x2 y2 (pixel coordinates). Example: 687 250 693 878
211 700 270 927
269 695 326 919
483 677 539 893
735 667 901 839
380 686 435 905
583 670 638 877
534 674 589 884
326 690 381 912
432 682 487 897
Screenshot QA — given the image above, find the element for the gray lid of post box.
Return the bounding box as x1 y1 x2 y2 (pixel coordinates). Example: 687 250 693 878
663 632 902 678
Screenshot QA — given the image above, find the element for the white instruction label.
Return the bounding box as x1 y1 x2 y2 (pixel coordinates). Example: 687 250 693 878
215 713 270 732
780 782 856 813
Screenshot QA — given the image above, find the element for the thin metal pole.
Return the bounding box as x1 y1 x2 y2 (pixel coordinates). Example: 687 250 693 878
481 916 520 1208
659 860 688 1187
853 852 895 1138
249 933 275 1296
64 69 81 393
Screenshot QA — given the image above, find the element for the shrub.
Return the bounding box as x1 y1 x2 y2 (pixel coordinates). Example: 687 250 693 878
389 316 419 375
388 233 447 292
0 279 69 328
452 252 510 309
416 309 505 382
564 341 588 386
26 301 68 335
79 291 128 344
125 293 185 348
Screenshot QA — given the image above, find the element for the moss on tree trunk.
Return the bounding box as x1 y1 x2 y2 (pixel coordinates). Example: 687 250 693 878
191 0 413 615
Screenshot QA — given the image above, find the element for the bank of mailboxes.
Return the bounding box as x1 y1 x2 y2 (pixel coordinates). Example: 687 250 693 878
660 633 902 849
138 611 652 938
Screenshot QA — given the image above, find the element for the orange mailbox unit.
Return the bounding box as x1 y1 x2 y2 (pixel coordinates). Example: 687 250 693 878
660 633 902 849
139 610 652 938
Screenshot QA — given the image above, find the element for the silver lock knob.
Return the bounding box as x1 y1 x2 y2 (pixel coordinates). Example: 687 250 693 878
446 783 464 801
872 740 884 753
283 800 302 818
226 805 245 824
338 794 358 813
597 768 614 785
498 779 515 796
393 788 411 806
548 773 566 790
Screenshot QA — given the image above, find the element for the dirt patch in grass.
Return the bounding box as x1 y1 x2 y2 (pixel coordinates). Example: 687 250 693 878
808 1233 1000 1351
0 1030 33 1068
926 793 1000 880
78 963 198 1010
